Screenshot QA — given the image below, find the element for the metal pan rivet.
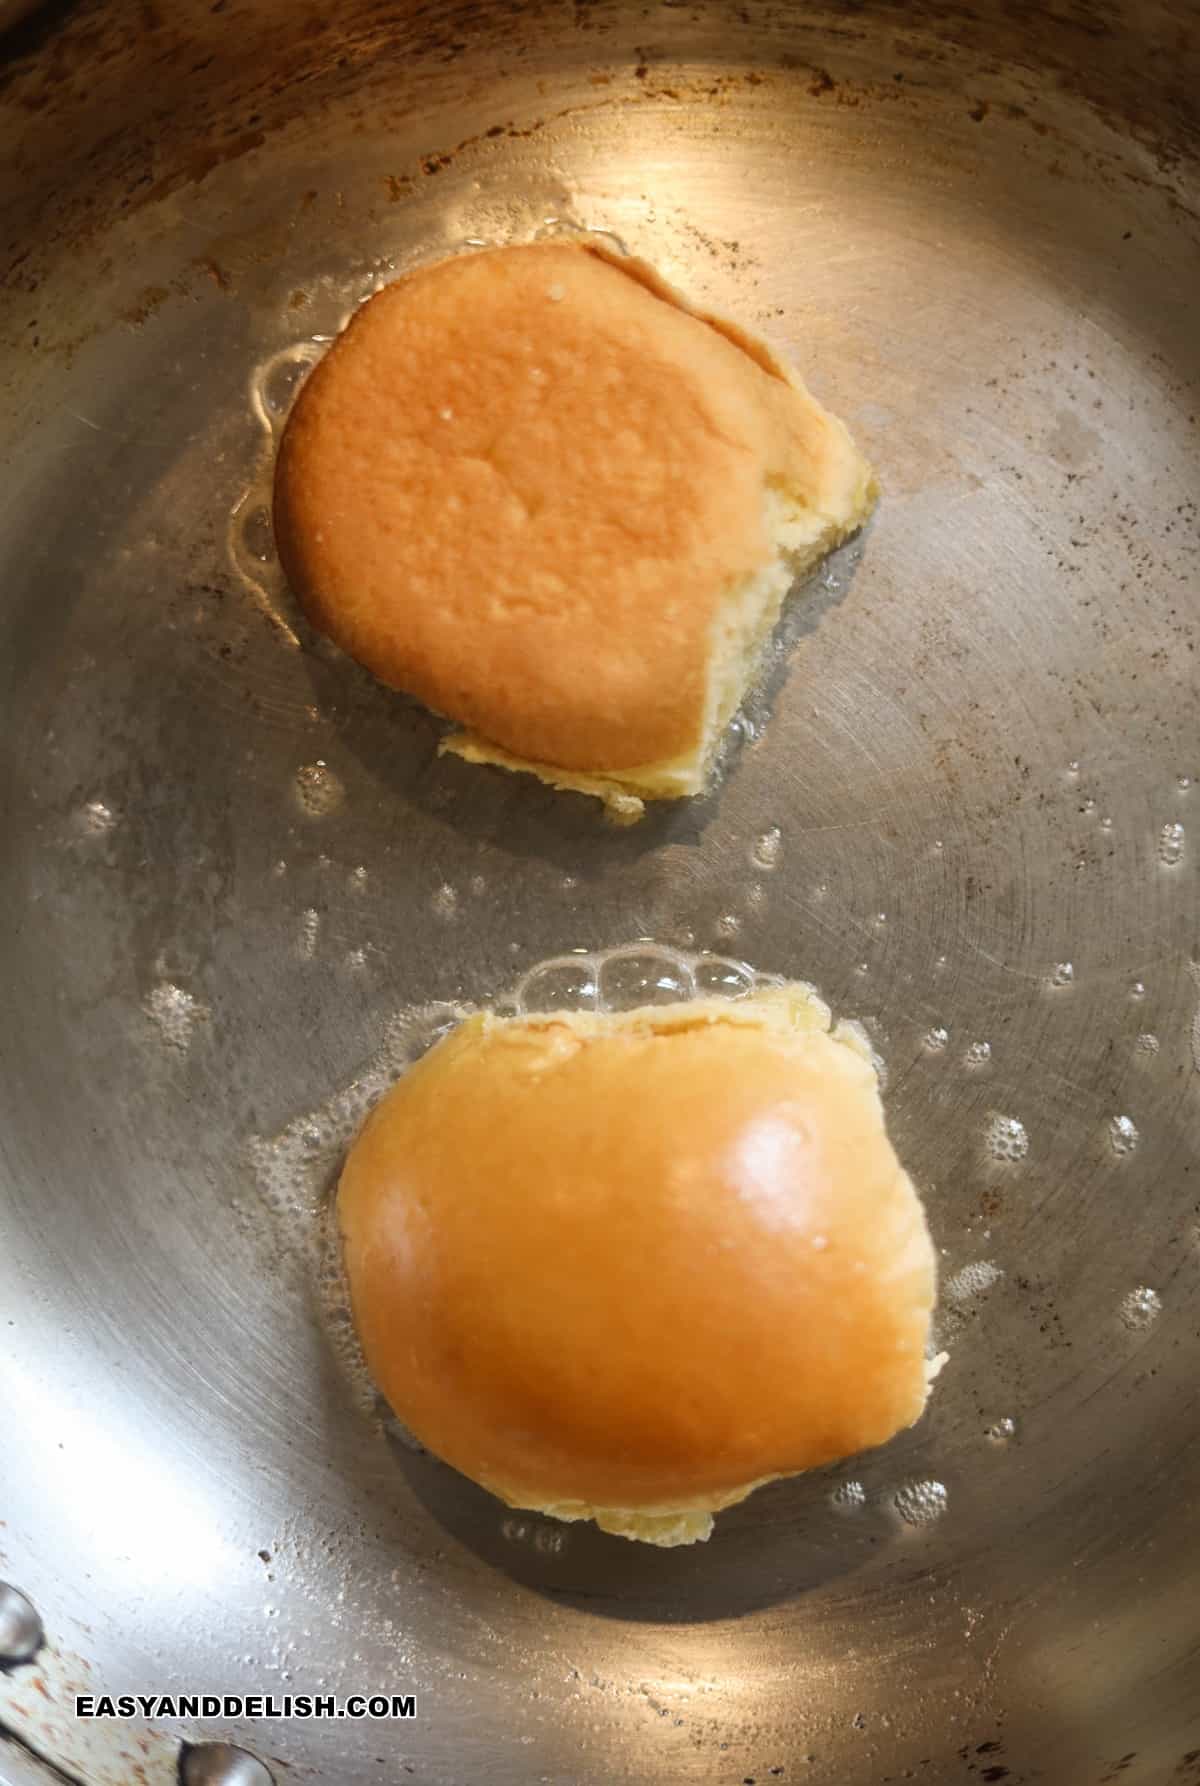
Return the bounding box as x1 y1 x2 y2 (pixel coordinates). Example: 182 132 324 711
0 1581 43 1664
179 1741 276 1786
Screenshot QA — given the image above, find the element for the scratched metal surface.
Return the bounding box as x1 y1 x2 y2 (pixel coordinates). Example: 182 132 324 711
0 2 1198 1783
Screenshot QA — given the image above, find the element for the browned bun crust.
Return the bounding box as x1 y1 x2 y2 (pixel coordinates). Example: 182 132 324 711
275 242 874 808
337 989 935 1541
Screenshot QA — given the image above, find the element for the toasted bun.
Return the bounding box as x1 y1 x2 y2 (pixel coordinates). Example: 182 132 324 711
338 986 936 1545
274 241 876 818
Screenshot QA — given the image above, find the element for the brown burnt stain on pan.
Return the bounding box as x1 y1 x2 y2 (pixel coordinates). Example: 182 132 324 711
0 0 1196 312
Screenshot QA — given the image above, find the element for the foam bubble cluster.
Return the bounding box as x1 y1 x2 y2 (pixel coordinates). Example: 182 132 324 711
1120 1286 1162 1330
1108 1114 1139 1157
144 981 208 1052
945 1260 1004 1302
892 1478 948 1526
830 1479 867 1513
986 1113 1029 1162
294 760 345 817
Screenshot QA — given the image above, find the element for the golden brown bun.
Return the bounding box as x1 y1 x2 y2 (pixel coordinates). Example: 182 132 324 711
338 987 936 1544
274 241 876 817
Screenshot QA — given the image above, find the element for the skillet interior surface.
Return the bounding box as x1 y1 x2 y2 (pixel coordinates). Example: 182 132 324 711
0 3 1198 1782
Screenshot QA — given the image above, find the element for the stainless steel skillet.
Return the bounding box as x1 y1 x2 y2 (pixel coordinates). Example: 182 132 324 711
0 2 1198 1781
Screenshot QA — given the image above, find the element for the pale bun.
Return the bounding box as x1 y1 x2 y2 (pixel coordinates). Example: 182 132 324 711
338 985 936 1545
275 241 876 820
